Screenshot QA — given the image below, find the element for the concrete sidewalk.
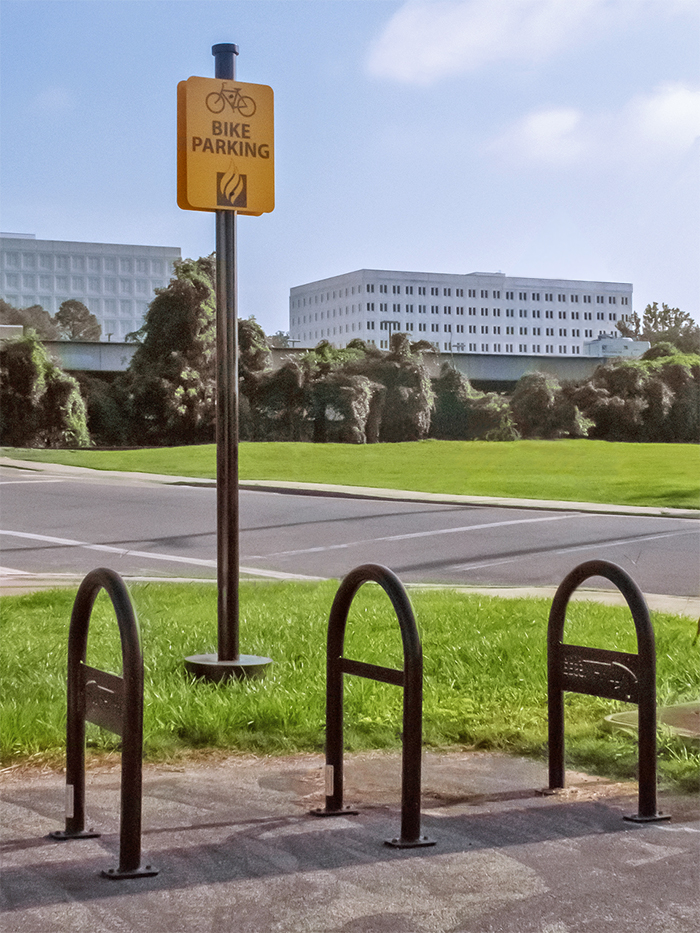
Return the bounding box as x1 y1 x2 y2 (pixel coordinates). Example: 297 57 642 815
2 750 698 933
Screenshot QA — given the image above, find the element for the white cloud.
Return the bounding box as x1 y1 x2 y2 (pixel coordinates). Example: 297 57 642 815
626 82 700 156
366 0 615 84
489 82 700 168
501 107 587 164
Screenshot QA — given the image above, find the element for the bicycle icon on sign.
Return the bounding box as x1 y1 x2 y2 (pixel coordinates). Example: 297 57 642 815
205 83 256 117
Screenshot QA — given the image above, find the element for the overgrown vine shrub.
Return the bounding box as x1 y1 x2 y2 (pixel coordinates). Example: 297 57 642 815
0 332 90 447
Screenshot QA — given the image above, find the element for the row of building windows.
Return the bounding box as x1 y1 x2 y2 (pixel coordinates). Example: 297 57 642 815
2 252 167 276
3 273 160 296
299 326 588 355
369 322 609 338
505 291 627 306
297 317 608 342
293 305 622 323
3 295 147 318
291 306 622 327
368 284 469 297
292 286 628 309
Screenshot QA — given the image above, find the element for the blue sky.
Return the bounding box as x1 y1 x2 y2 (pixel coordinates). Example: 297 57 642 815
1 0 698 336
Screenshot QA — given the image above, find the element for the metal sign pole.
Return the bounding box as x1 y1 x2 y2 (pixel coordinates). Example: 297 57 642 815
216 205 238 659
185 43 271 682
214 43 239 662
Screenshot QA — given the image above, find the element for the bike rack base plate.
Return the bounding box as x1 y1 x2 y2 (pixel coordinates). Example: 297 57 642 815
101 864 159 880
310 806 360 817
49 829 101 841
385 835 436 849
623 811 671 823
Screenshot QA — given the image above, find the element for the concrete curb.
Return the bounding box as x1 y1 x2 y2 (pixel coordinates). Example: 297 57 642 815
2 456 698 519
237 479 700 519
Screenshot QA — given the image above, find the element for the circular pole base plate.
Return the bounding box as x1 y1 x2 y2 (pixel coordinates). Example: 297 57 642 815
185 653 272 682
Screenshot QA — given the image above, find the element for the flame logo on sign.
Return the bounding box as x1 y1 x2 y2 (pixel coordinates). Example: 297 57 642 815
217 163 247 208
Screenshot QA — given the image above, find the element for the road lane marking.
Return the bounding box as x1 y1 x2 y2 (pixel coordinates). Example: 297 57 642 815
447 528 698 572
247 513 584 560
0 478 65 485
1 528 214 562
0 529 323 581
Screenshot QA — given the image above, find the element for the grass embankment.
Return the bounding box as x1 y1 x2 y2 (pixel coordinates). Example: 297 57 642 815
3 439 699 508
2 582 697 792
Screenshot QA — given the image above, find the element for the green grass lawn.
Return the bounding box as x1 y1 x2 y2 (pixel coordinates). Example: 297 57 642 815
2 582 697 792
3 439 699 508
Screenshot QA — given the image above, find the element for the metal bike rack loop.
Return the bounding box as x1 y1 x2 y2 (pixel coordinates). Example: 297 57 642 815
548 559 669 823
312 564 435 848
50 568 158 877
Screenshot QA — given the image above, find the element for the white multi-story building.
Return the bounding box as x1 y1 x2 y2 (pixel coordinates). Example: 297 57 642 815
289 269 634 357
0 234 181 341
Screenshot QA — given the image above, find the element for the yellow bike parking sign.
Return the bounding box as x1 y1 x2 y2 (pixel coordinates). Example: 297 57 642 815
178 75 274 214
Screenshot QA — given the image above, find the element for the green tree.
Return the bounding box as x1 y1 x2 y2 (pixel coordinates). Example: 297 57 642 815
617 302 700 354
0 332 90 447
269 330 291 347
73 373 130 447
0 299 60 340
115 255 272 446
54 299 102 341
238 316 272 402
120 255 217 445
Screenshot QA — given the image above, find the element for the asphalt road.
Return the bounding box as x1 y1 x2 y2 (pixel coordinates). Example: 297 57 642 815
1 464 698 596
